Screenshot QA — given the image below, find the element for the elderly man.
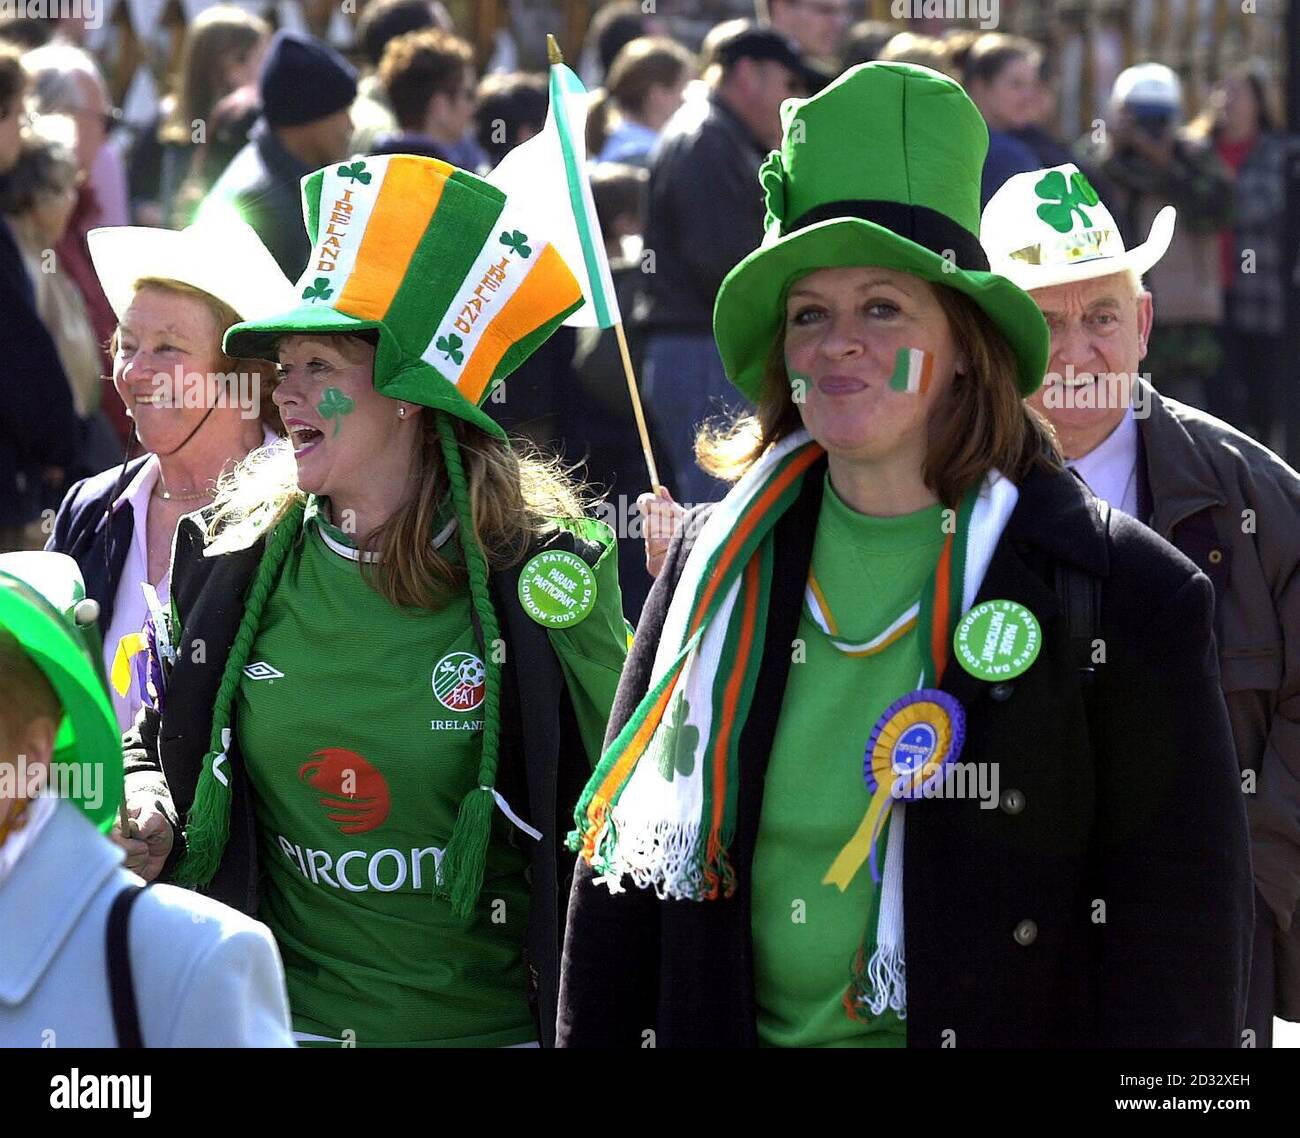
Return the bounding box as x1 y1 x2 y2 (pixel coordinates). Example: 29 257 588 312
983 163 1300 1047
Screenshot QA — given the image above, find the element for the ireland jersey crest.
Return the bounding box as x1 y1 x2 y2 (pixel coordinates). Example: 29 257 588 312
432 651 486 712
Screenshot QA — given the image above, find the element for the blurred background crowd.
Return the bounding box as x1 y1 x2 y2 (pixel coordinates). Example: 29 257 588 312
0 0 1294 621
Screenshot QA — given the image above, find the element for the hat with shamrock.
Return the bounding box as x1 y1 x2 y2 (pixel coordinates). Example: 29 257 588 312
981 162 1175 292
0 552 121 834
224 154 585 440
712 61 1050 399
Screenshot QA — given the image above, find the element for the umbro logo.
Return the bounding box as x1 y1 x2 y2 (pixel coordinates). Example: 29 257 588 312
244 661 284 681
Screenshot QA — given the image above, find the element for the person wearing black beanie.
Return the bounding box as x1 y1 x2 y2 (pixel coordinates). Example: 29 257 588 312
204 30 358 279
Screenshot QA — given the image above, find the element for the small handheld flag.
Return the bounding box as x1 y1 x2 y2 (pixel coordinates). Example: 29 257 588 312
488 35 661 489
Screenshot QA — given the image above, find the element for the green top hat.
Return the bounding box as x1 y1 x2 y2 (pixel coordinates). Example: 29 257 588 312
713 61 1049 400
225 154 585 440
0 552 121 833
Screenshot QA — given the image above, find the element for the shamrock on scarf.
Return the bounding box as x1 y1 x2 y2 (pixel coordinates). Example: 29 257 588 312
317 387 354 436
337 160 372 185
499 229 531 258
657 693 698 781
302 277 333 303
435 332 464 365
1034 169 1100 233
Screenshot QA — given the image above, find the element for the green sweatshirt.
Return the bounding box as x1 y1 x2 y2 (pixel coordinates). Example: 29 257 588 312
232 497 625 1046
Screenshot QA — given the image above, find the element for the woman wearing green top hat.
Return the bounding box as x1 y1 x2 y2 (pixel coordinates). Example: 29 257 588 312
559 62 1252 1047
119 154 629 1048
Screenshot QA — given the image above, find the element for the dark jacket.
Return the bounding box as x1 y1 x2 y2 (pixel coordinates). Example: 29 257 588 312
637 93 768 335
1135 380 1300 1020
558 458 1253 1047
121 510 602 1047
205 118 312 279
0 215 79 528
45 456 149 634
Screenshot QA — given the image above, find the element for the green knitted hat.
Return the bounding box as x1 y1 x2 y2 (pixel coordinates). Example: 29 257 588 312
0 552 121 833
712 61 1049 400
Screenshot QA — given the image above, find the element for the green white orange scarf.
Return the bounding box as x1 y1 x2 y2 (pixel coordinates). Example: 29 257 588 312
569 428 1020 1018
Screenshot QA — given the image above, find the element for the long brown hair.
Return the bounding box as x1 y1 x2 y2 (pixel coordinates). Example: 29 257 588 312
697 282 1061 507
161 5 268 145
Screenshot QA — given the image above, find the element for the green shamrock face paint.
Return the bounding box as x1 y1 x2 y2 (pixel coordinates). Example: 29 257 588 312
317 387 355 437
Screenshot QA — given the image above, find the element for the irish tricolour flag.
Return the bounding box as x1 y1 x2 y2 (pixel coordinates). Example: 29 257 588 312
888 347 935 395
487 53 621 329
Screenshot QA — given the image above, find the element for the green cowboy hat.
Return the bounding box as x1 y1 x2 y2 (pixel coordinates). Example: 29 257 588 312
0 552 121 834
224 154 584 440
713 61 1049 400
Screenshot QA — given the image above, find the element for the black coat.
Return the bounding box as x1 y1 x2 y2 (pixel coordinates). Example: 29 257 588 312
46 457 149 635
121 510 599 1047
558 458 1254 1047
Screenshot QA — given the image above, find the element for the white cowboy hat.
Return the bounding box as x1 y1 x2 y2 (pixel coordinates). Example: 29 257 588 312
87 218 296 327
981 163 1175 292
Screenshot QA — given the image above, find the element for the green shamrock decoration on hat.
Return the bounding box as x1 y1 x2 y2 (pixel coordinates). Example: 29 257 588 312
1034 168 1101 233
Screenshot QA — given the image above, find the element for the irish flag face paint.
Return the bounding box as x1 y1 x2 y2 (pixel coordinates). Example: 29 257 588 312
888 347 935 395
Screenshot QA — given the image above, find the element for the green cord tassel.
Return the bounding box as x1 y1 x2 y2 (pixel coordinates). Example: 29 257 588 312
173 744 230 887
433 412 505 917
439 785 496 918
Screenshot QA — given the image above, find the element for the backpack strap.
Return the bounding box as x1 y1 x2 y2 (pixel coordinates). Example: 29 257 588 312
1054 497 1108 689
105 883 147 1048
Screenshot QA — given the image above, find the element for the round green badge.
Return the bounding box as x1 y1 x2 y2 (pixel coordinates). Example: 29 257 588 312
517 550 597 628
952 599 1042 681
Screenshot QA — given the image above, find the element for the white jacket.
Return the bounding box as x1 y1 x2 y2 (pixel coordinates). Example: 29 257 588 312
0 798 294 1047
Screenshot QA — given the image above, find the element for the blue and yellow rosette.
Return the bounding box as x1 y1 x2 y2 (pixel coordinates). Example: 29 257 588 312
823 689 965 889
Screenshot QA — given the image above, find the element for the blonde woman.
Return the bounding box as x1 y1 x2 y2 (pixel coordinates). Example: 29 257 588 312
47 220 291 732
119 155 627 1048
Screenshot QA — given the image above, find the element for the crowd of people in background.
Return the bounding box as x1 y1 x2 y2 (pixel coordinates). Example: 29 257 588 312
0 1 1295 606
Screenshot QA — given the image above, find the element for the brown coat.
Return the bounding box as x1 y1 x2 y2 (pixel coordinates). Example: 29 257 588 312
1137 378 1300 1019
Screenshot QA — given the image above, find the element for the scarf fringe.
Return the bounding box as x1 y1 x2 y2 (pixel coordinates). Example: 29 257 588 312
600 815 737 901
845 942 907 1022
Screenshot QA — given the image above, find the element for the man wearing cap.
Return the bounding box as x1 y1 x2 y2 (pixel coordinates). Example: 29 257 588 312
0 551 293 1046
1076 62 1233 409
983 163 1300 1046
638 21 818 503
206 29 358 279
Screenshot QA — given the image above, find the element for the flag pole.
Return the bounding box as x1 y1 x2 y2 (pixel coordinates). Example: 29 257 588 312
547 34 661 492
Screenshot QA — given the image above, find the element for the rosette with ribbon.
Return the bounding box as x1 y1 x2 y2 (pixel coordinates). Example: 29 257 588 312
822 688 965 889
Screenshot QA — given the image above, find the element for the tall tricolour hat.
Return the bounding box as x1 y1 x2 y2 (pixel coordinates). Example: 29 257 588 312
712 61 1050 398
184 155 585 917
225 153 584 440
981 162 1175 292
0 552 121 833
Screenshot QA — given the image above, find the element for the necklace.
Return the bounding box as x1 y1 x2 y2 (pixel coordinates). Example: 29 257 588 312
154 485 211 502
